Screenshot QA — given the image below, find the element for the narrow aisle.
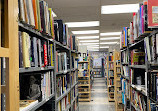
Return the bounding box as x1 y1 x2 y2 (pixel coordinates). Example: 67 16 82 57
79 78 115 111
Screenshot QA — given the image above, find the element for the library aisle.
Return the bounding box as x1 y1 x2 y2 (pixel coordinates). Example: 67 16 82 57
79 78 115 111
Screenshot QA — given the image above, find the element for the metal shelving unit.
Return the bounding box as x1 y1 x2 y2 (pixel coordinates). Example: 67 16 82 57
19 22 79 111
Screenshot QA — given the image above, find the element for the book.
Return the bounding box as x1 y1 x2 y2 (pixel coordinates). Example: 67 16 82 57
48 8 55 39
148 0 158 28
19 31 23 68
36 0 42 31
32 0 38 29
21 32 31 67
19 0 25 22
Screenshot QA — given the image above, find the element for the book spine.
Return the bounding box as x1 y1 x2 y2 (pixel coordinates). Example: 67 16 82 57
43 41 48 66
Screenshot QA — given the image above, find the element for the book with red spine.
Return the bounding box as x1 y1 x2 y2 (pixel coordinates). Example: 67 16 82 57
43 41 48 66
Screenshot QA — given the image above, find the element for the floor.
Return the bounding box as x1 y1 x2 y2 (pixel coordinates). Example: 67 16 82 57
79 78 115 111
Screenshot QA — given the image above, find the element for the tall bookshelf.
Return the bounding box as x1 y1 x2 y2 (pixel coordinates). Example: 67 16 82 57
113 50 123 111
17 0 80 111
78 56 91 102
120 1 158 110
107 52 115 102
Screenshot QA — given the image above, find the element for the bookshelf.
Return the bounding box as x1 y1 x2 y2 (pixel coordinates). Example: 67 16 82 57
113 50 123 111
17 0 79 111
107 52 115 102
93 68 102 78
78 56 91 102
120 1 158 110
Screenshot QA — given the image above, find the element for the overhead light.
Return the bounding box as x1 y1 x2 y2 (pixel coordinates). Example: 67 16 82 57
87 47 99 49
100 46 109 48
101 4 139 14
100 32 121 36
80 40 99 43
87 45 99 47
72 30 99 34
65 21 99 27
88 49 99 51
100 37 120 40
100 42 118 44
79 43 99 45
52 11 57 17
77 36 99 39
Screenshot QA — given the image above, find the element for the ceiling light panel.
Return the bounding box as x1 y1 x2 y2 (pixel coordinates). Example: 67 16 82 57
100 37 120 40
100 32 121 36
80 40 99 43
65 21 99 27
100 42 118 44
79 43 99 45
72 30 99 34
77 36 99 39
101 4 139 14
100 46 109 48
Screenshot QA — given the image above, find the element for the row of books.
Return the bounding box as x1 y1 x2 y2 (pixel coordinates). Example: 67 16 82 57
121 79 130 105
20 71 54 101
71 56 78 69
149 100 158 111
109 56 113 61
19 0 55 37
72 98 78 111
122 66 129 77
18 0 79 50
149 72 158 101
56 74 70 98
130 49 145 65
78 63 88 70
56 52 69 72
144 34 158 63
109 63 114 69
93 72 101 75
131 88 146 111
57 93 71 111
121 50 128 64
120 2 153 48
78 70 88 77
19 31 54 68
71 86 78 102
116 68 121 73
71 71 77 85
108 71 114 77
109 79 114 85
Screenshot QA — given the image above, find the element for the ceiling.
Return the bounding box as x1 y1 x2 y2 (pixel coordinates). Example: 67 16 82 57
46 0 142 51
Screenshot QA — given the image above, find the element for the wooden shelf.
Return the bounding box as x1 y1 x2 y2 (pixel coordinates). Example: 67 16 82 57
79 98 91 102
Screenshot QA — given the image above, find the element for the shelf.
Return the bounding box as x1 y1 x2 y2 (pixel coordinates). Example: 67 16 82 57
79 98 90 102
108 98 115 102
108 85 114 87
129 38 144 49
122 63 128 66
55 41 70 51
19 66 54 73
120 47 127 52
149 97 158 104
56 88 71 103
78 61 89 63
28 93 55 111
78 76 89 78
78 91 90 94
71 82 78 89
56 69 71 75
71 68 78 72
78 84 90 87
78 80 89 81
130 84 147 96
19 22 53 41
129 65 146 69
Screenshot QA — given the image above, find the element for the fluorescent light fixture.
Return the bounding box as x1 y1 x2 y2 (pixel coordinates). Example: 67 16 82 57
80 40 99 43
77 36 99 39
101 4 139 14
100 37 120 40
100 46 109 48
52 11 57 17
100 32 121 36
65 21 99 27
100 42 118 44
72 30 99 34
87 45 99 47
87 47 99 49
88 49 99 51
79 43 99 45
